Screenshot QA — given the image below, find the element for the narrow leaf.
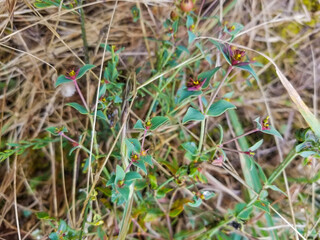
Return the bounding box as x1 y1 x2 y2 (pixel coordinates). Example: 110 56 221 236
76 64 95 79
65 102 88 114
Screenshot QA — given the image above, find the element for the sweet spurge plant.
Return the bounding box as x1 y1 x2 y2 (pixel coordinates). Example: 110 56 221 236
1 1 320 240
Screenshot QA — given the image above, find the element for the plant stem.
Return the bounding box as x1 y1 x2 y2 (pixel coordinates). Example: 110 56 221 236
198 95 204 113
78 0 89 64
73 79 89 111
141 129 147 151
205 66 232 114
125 161 133 172
60 133 78 145
198 119 206 152
219 128 259 146
267 148 297 184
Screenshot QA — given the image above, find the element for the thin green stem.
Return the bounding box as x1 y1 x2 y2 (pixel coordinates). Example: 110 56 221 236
267 148 297 184
205 66 232 114
78 0 89 64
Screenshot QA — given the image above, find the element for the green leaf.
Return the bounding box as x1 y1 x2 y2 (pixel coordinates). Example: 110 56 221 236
188 197 202 207
209 40 231 65
238 207 253 220
156 187 173 199
172 20 179 33
253 200 270 213
55 75 73 87
181 142 198 156
133 120 145 130
96 110 107 121
124 172 142 182
115 165 125 183
46 127 59 136
49 233 59 240
131 6 140 22
117 186 130 200
98 83 107 99
141 155 153 166
259 189 268 199
188 31 197 44
236 64 258 81
106 174 115 186
58 220 67 232
299 151 316 158
65 102 88 115
182 107 204 124
234 203 253 220
178 88 202 103
36 211 53 220
262 126 283 139
186 15 194 28
133 160 147 174
198 66 221 88
249 139 263 151
266 185 287 196
150 116 169 130
149 174 157 189
223 22 243 41
177 45 190 55
126 138 141 153
207 100 236 117
76 64 95 79
201 191 215 200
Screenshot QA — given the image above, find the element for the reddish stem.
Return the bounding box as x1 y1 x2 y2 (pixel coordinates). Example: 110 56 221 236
73 79 89 111
198 95 204 113
219 128 259 147
60 133 79 145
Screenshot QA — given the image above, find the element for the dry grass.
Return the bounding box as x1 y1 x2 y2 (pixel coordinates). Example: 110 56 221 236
0 0 320 239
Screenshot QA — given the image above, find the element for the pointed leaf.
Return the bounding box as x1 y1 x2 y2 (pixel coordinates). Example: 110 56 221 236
253 200 270 213
150 116 169 130
249 139 263 151
201 191 215 200
198 67 221 88
133 120 145 130
188 31 197 44
117 186 130 200
177 88 202 103
262 126 283 139
76 64 95 79
182 107 204 123
141 155 153 166
186 15 194 28
133 160 147 174
124 171 142 182
96 110 107 121
106 174 116 186
236 64 258 81
188 197 202 207
181 142 198 156
207 100 236 117
115 165 125 183
266 185 287 196
66 102 88 114
55 75 73 87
